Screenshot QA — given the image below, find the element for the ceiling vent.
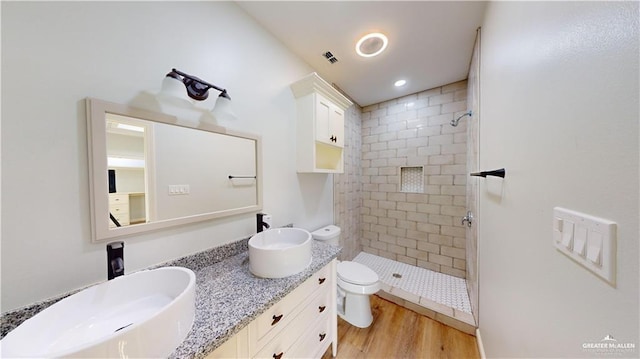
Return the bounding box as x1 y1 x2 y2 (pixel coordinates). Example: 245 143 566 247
322 51 339 64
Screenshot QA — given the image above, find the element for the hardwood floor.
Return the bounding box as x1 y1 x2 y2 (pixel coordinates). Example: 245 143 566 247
322 295 480 359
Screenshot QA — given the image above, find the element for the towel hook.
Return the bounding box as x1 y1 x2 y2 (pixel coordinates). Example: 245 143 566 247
470 168 506 178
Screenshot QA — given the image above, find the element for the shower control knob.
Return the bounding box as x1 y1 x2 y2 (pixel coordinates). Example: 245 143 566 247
462 211 474 228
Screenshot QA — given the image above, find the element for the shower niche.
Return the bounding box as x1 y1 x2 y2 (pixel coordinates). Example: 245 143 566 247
400 166 425 193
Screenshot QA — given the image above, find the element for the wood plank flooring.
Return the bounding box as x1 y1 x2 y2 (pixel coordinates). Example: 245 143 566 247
322 295 479 359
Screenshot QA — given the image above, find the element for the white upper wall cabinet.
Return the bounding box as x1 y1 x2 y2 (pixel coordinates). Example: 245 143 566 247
290 73 353 173
314 93 345 148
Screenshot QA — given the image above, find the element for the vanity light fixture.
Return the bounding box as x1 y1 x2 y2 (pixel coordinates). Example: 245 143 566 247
355 32 388 58
210 93 236 122
159 68 236 120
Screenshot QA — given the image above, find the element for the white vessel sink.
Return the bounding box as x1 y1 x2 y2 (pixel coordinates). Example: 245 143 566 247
1 266 196 358
249 228 312 278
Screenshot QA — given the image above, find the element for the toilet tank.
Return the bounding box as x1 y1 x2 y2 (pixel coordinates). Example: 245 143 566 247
311 225 341 246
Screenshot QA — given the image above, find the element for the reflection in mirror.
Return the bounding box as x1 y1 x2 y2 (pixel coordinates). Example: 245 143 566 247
87 98 262 242
106 115 149 228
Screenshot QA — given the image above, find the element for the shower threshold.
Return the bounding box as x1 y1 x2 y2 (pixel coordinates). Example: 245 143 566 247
353 252 476 335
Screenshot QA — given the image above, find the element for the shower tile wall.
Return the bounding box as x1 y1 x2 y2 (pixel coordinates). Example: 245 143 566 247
361 81 468 278
334 104 363 261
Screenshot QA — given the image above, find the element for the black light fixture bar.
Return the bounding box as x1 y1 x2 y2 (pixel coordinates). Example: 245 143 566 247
167 68 230 101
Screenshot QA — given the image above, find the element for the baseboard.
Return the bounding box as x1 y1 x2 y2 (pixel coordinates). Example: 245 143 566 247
476 328 487 359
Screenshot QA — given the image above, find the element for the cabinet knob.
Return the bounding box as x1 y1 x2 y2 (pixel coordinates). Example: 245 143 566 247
318 277 326 285
271 314 283 326
273 352 283 359
318 305 326 313
319 333 327 342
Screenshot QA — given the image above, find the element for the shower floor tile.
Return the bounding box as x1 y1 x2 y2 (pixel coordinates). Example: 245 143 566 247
353 252 472 314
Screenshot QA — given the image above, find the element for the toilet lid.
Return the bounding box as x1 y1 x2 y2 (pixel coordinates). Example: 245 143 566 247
337 261 378 285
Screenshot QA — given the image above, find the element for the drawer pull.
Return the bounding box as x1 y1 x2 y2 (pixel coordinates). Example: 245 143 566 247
319 333 327 342
318 277 326 285
273 352 283 359
318 305 326 313
271 314 283 326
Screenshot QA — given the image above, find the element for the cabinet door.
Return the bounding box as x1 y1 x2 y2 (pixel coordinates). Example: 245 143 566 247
204 326 248 359
205 335 237 359
315 94 333 146
329 106 344 147
315 94 345 148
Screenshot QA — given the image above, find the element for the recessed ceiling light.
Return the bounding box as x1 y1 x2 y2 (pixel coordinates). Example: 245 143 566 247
355 32 388 58
394 79 407 87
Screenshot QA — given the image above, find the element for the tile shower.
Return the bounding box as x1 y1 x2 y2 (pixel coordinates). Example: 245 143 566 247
334 80 475 326
360 81 468 278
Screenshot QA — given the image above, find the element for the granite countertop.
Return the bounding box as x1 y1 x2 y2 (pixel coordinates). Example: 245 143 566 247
0 239 340 359
170 241 340 359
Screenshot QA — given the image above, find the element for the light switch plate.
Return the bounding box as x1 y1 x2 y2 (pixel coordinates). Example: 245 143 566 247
553 217 563 243
168 184 190 195
574 225 587 257
561 221 574 250
553 207 616 286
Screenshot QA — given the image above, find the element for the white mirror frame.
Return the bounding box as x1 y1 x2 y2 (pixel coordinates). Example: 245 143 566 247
86 98 263 242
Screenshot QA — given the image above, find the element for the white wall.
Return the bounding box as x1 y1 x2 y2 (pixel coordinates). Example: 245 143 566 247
1 2 333 312
112 168 145 194
107 132 145 193
479 2 639 357
153 125 256 220
107 132 144 160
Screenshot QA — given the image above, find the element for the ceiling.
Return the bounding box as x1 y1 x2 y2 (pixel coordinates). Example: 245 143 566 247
238 1 487 107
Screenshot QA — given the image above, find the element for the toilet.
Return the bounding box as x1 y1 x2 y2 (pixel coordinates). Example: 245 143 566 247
312 225 380 328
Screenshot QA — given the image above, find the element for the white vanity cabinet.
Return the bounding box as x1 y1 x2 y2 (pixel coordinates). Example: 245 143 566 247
290 73 353 174
206 260 337 359
108 192 146 228
108 193 130 227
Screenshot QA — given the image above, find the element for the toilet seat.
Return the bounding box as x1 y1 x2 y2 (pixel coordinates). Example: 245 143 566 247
337 261 378 285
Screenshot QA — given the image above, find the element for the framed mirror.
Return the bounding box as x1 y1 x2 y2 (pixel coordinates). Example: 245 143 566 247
86 98 262 242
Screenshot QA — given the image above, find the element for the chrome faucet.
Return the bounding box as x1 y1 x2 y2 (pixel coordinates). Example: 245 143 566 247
256 213 270 233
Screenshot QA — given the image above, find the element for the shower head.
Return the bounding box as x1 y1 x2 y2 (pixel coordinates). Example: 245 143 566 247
450 111 472 127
